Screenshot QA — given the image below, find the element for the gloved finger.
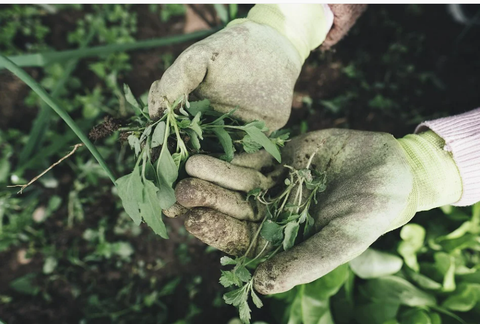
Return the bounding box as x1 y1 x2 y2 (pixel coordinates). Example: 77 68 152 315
185 155 277 192
148 44 209 119
230 150 275 171
176 178 263 221
253 212 390 295
185 207 267 257
163 203 188 218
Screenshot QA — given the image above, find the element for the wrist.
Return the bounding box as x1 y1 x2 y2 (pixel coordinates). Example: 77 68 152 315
229 4 333 62
397 130 462 211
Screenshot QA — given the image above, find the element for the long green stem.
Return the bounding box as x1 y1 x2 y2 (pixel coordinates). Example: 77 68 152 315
0 54 117 185
18 29 96 166
0 28 219 70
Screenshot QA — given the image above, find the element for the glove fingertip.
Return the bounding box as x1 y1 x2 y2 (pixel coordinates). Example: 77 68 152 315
253 260 293 295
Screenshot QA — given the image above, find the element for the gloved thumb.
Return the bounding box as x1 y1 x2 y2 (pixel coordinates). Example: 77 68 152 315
148 45 209 119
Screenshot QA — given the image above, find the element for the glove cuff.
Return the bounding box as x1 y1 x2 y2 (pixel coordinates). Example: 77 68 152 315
397 131 462 212
228 4 334 62
416 108 480 206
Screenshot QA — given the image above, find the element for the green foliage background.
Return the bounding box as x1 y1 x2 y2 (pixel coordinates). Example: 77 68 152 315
0 4 480 324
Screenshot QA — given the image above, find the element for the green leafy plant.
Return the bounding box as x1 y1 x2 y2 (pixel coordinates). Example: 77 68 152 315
115 85 288 238
219 156 327 323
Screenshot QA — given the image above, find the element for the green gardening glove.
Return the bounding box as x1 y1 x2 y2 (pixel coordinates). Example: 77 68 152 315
174 129 462 294
148 4 333 131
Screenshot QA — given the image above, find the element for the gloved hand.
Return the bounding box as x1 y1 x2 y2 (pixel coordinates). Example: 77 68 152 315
174 129 462 294
148 4 333 131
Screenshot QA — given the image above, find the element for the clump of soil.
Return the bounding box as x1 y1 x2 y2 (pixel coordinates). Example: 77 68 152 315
88 116 122 141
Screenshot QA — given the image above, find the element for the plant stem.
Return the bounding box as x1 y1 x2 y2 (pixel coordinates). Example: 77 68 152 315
0 28 220 70
0 54 117 185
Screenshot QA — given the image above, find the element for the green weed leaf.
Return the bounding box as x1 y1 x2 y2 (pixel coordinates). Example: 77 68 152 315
220 256 237 266
116 166 143 225
260 220 284 245
283 222 299 251
243 125 281 163
127 135 141 157
185 129 201 151
213 127 234 161
242 134 262 154
124 83 143 114
156 146 177 210
220 270 240 288
151 121 166 148
250 289 263 308
140 180 168 239
189 112 203 139
235 266 252 283
224 286 246 306
187 99 210 116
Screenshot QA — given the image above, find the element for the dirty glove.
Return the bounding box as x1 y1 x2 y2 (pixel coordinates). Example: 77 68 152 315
148 4 333 131
174 129 462 294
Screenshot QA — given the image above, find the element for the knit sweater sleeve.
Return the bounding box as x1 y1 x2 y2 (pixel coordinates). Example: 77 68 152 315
415 108 480 206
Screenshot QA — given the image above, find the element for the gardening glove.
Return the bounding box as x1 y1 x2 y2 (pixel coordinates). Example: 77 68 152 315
174 128 462 294
148 4 333 131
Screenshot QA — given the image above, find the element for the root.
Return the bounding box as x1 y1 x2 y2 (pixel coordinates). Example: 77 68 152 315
8 144 84 194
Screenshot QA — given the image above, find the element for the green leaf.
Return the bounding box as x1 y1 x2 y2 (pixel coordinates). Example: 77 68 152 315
242 134 262 154
9 273 40 296
189 112 203 139
124 83 143 114
151 121 166 148
442 284 477 312
239 299 252 324
127 135 141 157
260 220 284 245
434 252 456 292
214 4 228 23
187 99 210 116
235 266 252 283
361 276 436 307
156 145 178 209
283 222 299 250
399 309 432 324
220 256 237 266
185 129 201 151
398 223 425 272
212 127 234 162
139 125 152 143
349 248 403 279
406 268 442 290
220 270 240 288
251 289 263 308
246 188 262 201
355 302 399 324
116 166 143 225
140 180 168 238
306 264 350 300
43 256 58 274
243 125 281 163
224 286 246 306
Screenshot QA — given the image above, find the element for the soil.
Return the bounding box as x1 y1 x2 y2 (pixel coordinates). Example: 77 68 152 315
1 4 479 324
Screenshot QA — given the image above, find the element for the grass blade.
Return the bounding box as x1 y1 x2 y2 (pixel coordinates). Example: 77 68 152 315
0 28 219 69
18 29 96 166
0 54 117 185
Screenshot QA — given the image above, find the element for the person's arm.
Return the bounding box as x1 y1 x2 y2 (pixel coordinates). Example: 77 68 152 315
415 107 480 206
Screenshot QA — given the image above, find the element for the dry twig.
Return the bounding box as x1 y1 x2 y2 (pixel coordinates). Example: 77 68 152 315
8 144 84 194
